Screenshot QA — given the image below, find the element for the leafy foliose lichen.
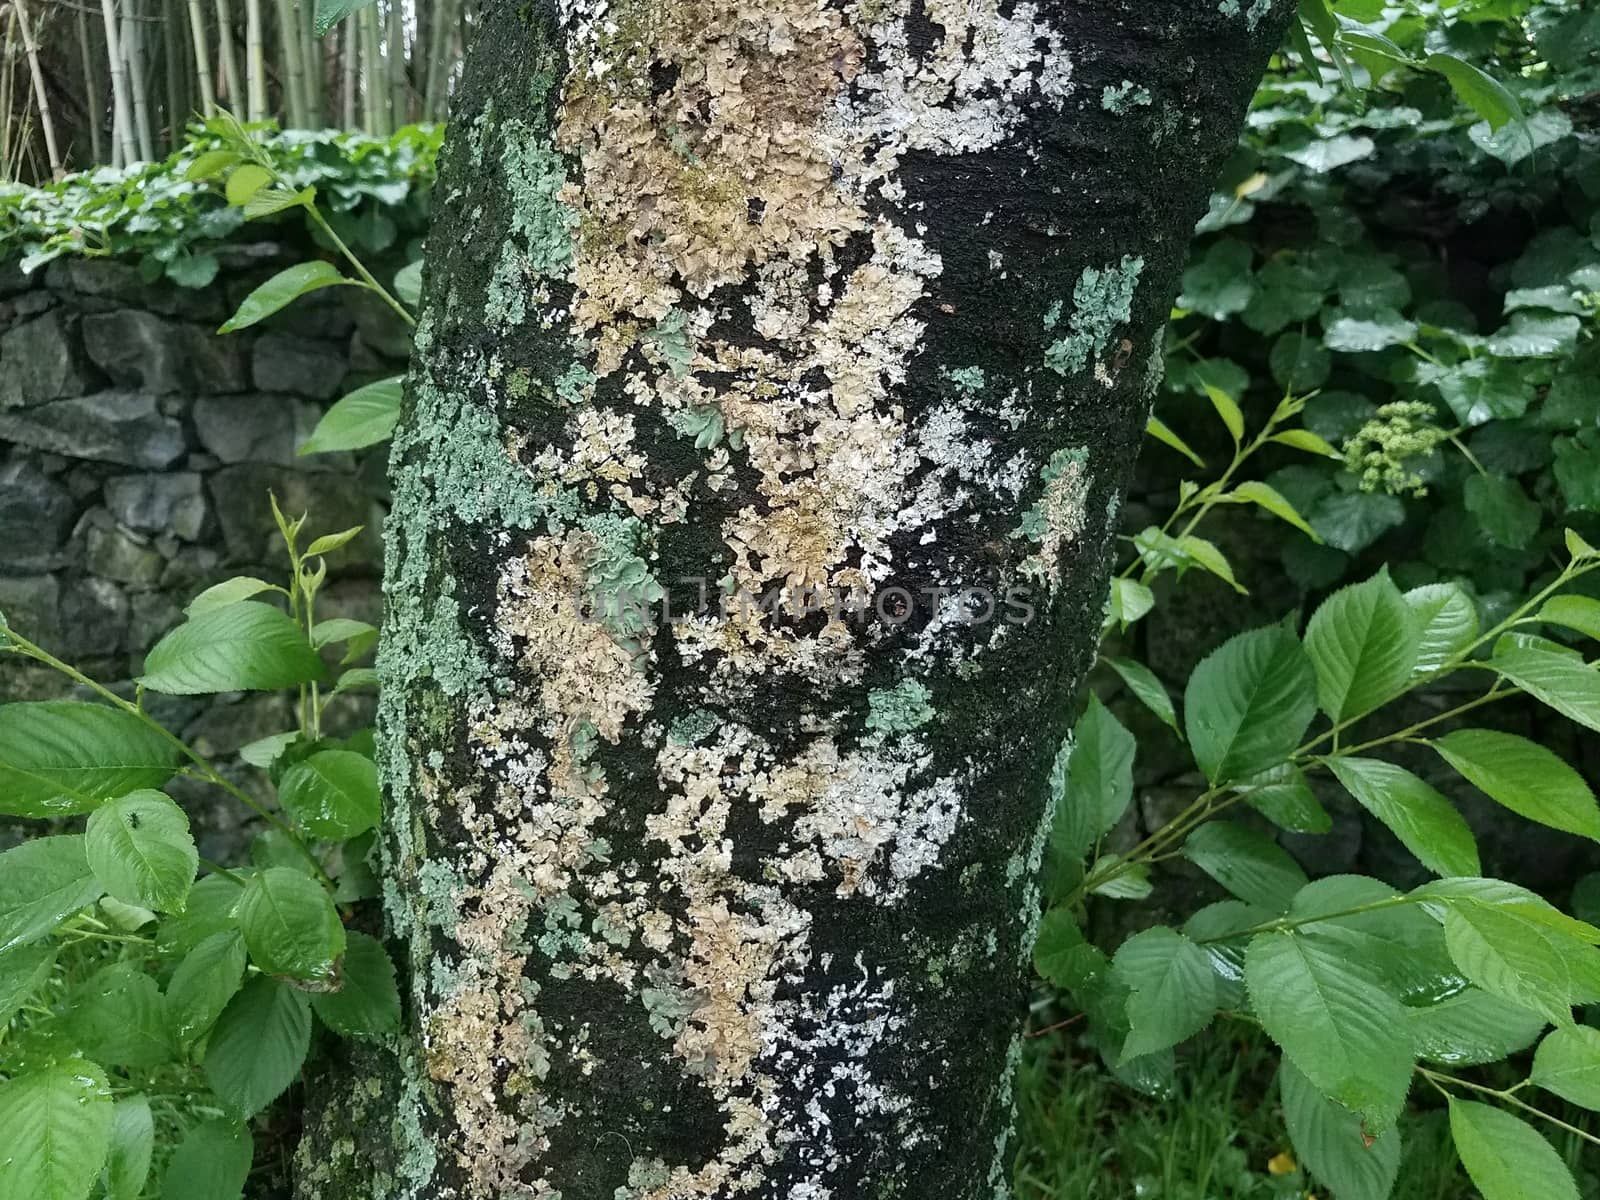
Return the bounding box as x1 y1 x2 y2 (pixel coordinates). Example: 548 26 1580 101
1044 256 1145 378
866 679 936 734
1101 80 1152 114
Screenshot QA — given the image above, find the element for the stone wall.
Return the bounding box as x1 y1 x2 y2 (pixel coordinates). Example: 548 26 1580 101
0 247 405 852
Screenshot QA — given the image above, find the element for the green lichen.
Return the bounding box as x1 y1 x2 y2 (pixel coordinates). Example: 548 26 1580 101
1016 447 1089 543
941 364 987 393
865 679 936 734
1044 256 1145 377
554 360 596 405
1218 0 1274 29
578 511 665 645
1101 80 1152 114
668 708 721 745
486 119 578 331
668 404 726 448
615 1157 673 1200
647 309 695 378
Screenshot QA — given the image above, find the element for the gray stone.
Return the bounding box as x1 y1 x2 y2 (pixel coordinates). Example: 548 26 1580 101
0 310 95 409
58 574 128 659
0 260 37 299
105 472 208 540
53 258 225 321
193 393 317 464
0 574 61 646
82 310 248 394
159 545 223 591
182 692 296 758
252 332 348 400
0 391 186 468
0 456 76 567
128 591 184 653
83 518 166 588
208 464 383 566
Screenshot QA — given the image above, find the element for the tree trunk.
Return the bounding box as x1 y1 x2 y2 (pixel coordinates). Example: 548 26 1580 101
297 2 1294 1197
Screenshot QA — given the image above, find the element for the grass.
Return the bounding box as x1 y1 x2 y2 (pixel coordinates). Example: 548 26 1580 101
1012 1017 1600 1200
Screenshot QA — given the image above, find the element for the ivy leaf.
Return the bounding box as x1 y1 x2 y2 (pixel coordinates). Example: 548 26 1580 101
1184 626 1316 786
1279 1057 1402 1200
86 790 199 913
309 931 401 1038
1111 926 1217 1062
1309 488 1405 554
103 1095 155 1200
1405 583 1479 676
1531 1026 1600 1110
0 701 182 817
1182 821 1307 912
204 977 312 1117
140 601 329 695
1463 474 1541 550
1449 1099 1580 1200
1491 643 1600 733
219 261 357 334
278 750 381 840
1325 757 1479 878
161 1118 254 1200
0 835 104 953
299 375 403 455
1103 657 1180 736
1052 697 1135 861
1432 729 1600 841
167 930 248 1047
1305 569 1419 722
234 867 346 983
1245 932 1413 1132
0 1063 114 1200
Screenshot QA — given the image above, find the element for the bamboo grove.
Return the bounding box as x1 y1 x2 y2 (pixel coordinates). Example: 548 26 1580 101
0 0 465 182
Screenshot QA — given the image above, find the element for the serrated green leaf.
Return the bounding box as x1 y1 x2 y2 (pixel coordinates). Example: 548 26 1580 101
1103 657 1179 736
277 749 381 841
1408 988 1546 1067
0 1063 113 1200
204 977 311 1117
1405 583 1478 676
1441 903 1590 1026
86 790 198 912
68 963 174 1067
1305 569 1419 722
219 261 356 334
1105 577 1155 629
1280 1057 1402 1200
1033 907 1107 991
1183 821 1307 912
0 701 182 817
140 601 328 695
186 575 282 615
299 375 404 455
1237 763 1331 835
161 1118 253 1200
1538 594 1600 643
103 1095 154 1200
0 835 103 953
1112 926 1217 1061
234 866 345 982
310 930 401 1038
1531 1025 1600 1110
1184 626 1317 786
0 940 54 1026
1432 729 1600 841
1491 643 1600 733
1325 756 1479 877
305 527 365 557
1232 480 1321 541
1052 697 1135 861
167 930 248 1047
1449 1099 1579 1200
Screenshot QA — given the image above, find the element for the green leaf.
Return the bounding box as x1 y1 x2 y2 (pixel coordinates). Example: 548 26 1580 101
68 963 174 1067
1538 594 1600 643
1183 626 1317 786
184 149 240 181
331 668 379 696
1178 239 1254 319
219 262 356 334
1105 577 1155 629
1088 859 1152 900
234 866 346 982
1491 643 1600 733
86 790 198 912
1449 1099 1579 1200
1104 657 1179 736
393 259 422 307
278 749 381 840
1425 52 1523 131
1182 821 1307 912
1111 926 1217 1061
140 601 329 695
160 1118 253 1200
203 977 312 1118
1052 697 1135 860
1414 878 1600 946
0 1063 113 1200
1205 384 1245 442
1464 474 1541 550
1032 907 1108 991
305 527 365 558
187 575 281 616
1408 988 1547 1067
1422 358 1534 426
1405 583 1478 676
1531 1025 1600 1110
1231 480 1321 541
313 0 377 36
0 701 181 817
310 931 401 1038
1280 1058 1402 1200
299 375 404 454
167 930 248 1047
1146 415 1205 468
1245 932 1413 1132
1441 902 1590 1026
158 874 242 959
0 940 55 1025
103 1095 154 1200
223 163 271 207
0 835 103 953
239 730 299 768
1432 729 1600 841
1237 764 1331 835
1323 309 1417 352
243 184 315 219
1271 428 1340 458
1325 757 1479 878
1567 529 1599 562
1176 535 1247 594
1305 569 1419 722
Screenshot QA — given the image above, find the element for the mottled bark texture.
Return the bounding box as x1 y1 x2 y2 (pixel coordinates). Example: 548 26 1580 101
295 3 1294 1197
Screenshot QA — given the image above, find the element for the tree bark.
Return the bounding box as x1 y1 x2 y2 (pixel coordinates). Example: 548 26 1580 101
297 2 1295 1197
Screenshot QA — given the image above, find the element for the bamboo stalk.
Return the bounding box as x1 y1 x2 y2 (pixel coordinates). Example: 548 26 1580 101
1 8 19 180
243 0 263 119
12 0 61 177
123 0 154 160
163 0 186 149
299 0 318 121
339 12 354 128
273 0 305 125
384 0 401 126
359 1 378 134
186 0 215 112
76 6 103 162
214 0 239 105
99 0 137 163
